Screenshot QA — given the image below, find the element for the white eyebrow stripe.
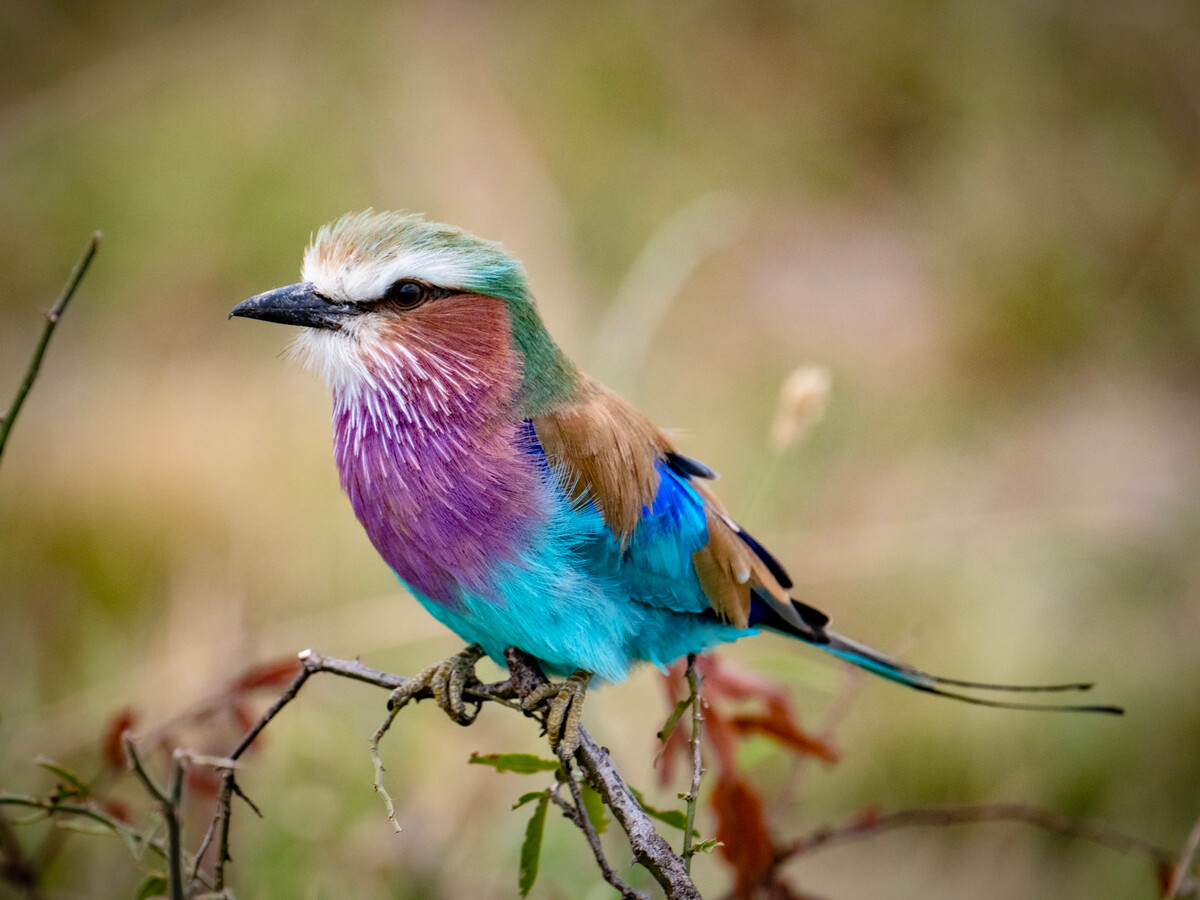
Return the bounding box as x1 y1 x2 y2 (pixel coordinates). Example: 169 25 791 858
301 246 474 304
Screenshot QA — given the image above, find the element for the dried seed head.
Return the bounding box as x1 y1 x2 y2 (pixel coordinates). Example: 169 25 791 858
769 365 831 452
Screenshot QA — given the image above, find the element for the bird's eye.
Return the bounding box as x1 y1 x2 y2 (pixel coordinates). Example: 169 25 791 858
384 280 427 309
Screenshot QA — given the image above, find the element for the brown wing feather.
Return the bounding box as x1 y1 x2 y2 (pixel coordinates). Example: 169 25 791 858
691 481 791 628
532 377 672 538
533 377 793 629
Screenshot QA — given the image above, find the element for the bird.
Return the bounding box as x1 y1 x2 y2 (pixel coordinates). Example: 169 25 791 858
230 210 1121 753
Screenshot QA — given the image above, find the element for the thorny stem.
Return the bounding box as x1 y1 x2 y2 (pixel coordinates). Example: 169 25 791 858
681 654 704 874
0 233 100 464
370 705 403 833
195 661 314 891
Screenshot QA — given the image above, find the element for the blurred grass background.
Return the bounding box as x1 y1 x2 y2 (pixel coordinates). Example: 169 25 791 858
2 1 1199 897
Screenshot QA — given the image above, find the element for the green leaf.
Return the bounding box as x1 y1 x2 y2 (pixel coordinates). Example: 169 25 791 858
656 698 691 743
630 787 695 834
513 790 550 810
35 757 90 799
470 752 561 775
518 793 549 896
581 783 607 835
54 818 111 836
693 838 721 854
134 875 168 899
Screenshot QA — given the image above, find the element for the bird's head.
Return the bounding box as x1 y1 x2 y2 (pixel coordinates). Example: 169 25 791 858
231 210 576 413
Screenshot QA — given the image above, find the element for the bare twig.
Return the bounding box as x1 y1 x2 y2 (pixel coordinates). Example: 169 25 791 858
197 660 314 891
0 804 45 900
0 792 216 894
123 738 186 900
0 232 100 463
500 648 701 900
773 803 1178 872
573 727 702 900
369 704 403 833
681 654 704 873
193 648 700 899
557 753 648 900
1165 810 1200 900
769 662 866 818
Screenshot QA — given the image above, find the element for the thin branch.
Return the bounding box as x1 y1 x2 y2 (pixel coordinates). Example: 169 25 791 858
305 649 702 899
186 649 698 898
151 646 1174 900
0 793 216 893
681 654 704 873
773 803 1178 871
0 232 101 463
165 755 186 900
369 704 403 833
123 737 186 900
1165 810 1200 900
202 660 313 891
573 726 701 900
0 804 45 900
769 661 865 819
557 753 648 900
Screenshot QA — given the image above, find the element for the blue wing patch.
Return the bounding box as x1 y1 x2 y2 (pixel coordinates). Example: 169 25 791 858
523 421 714 615
602 461 713 614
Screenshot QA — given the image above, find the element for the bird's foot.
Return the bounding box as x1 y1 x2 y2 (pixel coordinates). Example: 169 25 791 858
387 644 486 725
521 669 592 757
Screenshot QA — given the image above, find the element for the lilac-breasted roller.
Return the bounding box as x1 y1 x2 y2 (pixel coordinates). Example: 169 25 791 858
231 211 1120 751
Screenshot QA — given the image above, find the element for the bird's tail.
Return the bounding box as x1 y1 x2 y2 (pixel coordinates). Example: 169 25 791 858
818 630 1123 714
752 594 1123 715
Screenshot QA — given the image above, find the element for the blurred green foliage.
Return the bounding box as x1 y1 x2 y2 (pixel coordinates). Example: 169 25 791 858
2 1 1199 898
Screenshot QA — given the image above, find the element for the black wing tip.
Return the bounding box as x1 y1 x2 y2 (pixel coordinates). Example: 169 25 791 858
664 452 718 481
790 597 829 629
733 527 795 590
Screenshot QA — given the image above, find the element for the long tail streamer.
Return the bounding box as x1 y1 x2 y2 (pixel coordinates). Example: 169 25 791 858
820 631 1124 715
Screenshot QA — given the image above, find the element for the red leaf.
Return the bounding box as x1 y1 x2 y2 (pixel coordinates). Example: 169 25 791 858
663 659 689 703
712 773 775 899
230 700 258 736
1155 860 1173 897
100 707 138 771
852 805 882 830
703 704 740 774
766 882 809 900
187 766 222 799
232 656 302 693
729 704 838 764
101 798 133 824
696 655 779 704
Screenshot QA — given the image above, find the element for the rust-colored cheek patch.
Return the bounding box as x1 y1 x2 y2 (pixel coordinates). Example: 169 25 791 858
376 293 518 395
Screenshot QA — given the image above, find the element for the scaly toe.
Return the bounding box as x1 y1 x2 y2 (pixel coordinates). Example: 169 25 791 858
387 645 485 725
520 681 560 713
538 670 592 756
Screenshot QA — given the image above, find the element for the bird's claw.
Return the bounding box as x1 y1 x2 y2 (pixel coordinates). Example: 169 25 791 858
387 644 486 725
521 669 592 757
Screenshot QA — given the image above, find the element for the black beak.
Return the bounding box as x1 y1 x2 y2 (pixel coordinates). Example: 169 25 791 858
229 282 356 330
